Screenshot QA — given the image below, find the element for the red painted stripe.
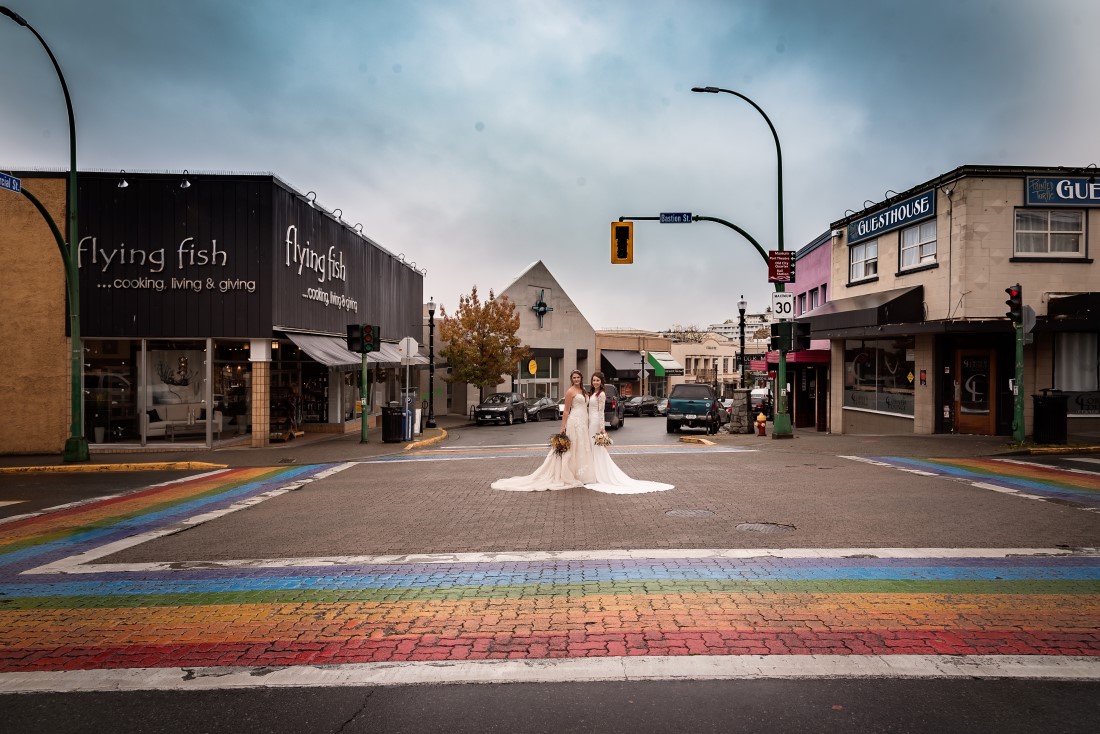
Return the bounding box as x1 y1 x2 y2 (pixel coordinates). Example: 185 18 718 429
2 629 1097 672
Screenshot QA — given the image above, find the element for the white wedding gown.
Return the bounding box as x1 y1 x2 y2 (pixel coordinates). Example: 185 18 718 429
584 392 674 495
491 392 593 491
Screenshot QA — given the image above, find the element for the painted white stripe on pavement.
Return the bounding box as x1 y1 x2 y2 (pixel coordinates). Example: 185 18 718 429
24 463 357 576
0 655 1097 693
0 501 25 508
35 546 1100 575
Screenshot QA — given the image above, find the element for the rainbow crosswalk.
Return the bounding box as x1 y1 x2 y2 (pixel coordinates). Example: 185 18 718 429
0 460 1097 691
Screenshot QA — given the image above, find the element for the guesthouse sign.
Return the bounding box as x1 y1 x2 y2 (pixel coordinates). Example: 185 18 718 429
1026 177 1100 207
847 190 935 245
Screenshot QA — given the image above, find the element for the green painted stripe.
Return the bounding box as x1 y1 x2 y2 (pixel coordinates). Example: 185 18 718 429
3 579 1098 610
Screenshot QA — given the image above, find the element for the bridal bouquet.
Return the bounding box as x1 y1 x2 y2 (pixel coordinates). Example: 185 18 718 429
550 432 571 455
593 432 612 447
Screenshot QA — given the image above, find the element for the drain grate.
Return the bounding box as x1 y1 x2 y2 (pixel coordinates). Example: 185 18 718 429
736 522 795 534
278 458 296 464
665 509 715 518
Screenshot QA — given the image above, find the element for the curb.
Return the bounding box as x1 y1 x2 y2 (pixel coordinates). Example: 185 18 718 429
0 462 228 475
405 428 448 451
678 436 715 446
1025 445 1100 455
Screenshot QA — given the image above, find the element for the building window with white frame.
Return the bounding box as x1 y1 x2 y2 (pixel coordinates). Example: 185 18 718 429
798 293 806 315
809 288 819 311
1015 210 1084 256
821 284 827 304
849 240 878 282
900 220 937 269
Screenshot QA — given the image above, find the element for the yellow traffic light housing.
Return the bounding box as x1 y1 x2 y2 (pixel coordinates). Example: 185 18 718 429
611 221 633 264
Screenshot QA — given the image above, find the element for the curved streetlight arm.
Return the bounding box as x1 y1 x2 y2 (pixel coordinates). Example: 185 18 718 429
691 86 783 256
20 186 69 264
3 5 87 460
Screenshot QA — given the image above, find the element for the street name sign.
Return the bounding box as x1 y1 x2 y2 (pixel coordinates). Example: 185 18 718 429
0 172 21 194
771 292 794 320
767 250 794 283
659 212 692 223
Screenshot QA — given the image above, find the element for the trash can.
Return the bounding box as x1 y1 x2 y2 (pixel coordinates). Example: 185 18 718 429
382 403 404 443
1032 391 1069 445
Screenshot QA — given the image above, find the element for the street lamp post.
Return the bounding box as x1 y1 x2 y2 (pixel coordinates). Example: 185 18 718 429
426 299 437 428
2 6 88 461
691 85 793 438
737 295 748 389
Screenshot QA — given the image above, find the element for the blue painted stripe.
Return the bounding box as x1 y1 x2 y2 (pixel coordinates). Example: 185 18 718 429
5 562 1098 597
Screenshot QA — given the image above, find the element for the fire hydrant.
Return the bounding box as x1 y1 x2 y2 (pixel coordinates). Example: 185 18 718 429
755 412 768 436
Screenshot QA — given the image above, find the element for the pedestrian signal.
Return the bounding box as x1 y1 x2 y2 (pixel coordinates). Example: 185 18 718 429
611 222 633 264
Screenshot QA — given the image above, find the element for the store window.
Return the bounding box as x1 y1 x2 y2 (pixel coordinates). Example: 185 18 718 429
1055 332 1099 416
84 339 139 444
146 339 210 443
518 356 559 400
214 341 252 437
1015 210 1084 256
849 240 878 282
900 220 937 269
843 337 915 416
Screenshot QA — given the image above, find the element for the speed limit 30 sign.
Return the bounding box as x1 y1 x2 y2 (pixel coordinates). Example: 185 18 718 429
771 292 794 320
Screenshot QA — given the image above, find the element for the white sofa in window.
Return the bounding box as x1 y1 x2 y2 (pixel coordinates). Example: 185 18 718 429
144 403 223 439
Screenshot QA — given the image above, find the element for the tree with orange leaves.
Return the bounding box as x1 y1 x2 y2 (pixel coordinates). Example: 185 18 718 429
438 286 529 400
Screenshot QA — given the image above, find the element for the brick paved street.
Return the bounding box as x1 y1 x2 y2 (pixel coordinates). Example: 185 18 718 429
0 447 1097 691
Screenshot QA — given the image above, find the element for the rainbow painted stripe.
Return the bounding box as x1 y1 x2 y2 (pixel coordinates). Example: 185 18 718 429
862 457 1100 509
0 464 1097 673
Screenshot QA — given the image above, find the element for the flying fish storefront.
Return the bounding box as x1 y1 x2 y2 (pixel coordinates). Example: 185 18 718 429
70 171 423 448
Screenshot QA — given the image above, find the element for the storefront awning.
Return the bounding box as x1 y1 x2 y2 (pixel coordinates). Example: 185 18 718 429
646 350 685 377
285 332 362 367
600 349 654 379
1047 292 1100 325
285 333 430 368
804 285 924 337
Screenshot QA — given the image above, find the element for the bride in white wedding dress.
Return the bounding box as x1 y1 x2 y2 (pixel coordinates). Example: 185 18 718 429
583 372 674 495
491 370 593 491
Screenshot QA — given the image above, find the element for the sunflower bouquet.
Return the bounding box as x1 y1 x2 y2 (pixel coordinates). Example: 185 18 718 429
593 432 612 447
549 432 571 455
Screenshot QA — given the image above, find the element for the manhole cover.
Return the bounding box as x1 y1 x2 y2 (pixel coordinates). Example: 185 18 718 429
736 522 795 534
665 509 715 518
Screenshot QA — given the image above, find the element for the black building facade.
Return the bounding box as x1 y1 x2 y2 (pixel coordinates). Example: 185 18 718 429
56 170 423 448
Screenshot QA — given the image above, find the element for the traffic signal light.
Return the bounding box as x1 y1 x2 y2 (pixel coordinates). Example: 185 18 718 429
611 221 633 264
769 322 791 352
363 324 381 353
1005 284 1022 323
791 320 811 351
347 324 381 353
347 323 363 353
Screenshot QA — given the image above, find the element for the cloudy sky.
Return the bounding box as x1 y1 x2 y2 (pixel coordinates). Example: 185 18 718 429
2 0 1098 330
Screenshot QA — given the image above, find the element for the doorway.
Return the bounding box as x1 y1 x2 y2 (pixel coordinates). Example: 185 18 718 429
955 349 996 435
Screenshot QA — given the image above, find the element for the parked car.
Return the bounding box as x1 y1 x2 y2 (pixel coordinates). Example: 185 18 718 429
474 392 528 425
719 398 734 425
557 397 565 418
750 388 773 419
526 396 558 422
666 383 721 434
655 398 669 416
624 395 659 416
602 384 625 430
